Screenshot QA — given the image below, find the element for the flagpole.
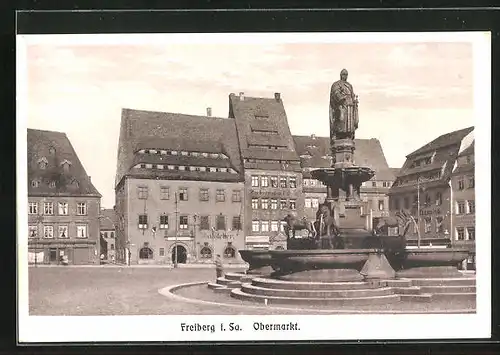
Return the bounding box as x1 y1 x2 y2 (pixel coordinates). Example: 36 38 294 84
417 177 421 248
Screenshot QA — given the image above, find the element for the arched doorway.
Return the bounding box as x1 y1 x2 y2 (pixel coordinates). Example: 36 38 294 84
171 245 187 264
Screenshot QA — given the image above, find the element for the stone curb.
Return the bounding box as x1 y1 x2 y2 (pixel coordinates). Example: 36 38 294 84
158 282 476 314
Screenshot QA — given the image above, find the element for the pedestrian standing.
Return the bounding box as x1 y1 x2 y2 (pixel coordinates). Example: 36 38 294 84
215 254 224 279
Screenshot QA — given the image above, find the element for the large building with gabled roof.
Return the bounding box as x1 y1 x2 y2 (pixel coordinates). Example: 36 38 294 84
388 126 474 247
114 108 246 265
27 128 102 265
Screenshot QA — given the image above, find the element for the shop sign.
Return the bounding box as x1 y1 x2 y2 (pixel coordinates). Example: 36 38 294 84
207 231 235 240
250 189 292 198
419 208 441 216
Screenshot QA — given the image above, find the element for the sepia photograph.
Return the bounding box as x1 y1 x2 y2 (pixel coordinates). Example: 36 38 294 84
17 31 491 343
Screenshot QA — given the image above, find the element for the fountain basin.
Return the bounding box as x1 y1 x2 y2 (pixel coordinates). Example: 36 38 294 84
311 167 375 186
396 248 470 278
238 250 273 275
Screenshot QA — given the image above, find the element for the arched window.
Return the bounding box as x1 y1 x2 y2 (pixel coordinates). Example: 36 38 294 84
139 247 153 259
275 245 285 251
223 246 236 258
200 246 212 259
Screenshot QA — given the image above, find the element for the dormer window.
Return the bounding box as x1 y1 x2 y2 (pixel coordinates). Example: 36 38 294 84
60 159 72 172
210 153 219 158
37 157 48 170
202 152 208 157
150 150 157 154
192 152 199 157
171 151 178 155
31 180 40 188
49 181 56 188
48 146 56 155
181 151 188 156
71 179 79 188
254 115 269 119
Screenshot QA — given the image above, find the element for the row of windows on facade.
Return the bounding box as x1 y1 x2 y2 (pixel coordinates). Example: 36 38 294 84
251 198 297 210
411 216 446 234
396 172 442 187
136 186 242 202
28 201 88 215
137 148 229 160
456 176 475 190
135 163 238 174
30 179 80 189
35 156 71 170
137 214 242 231
456 226 475 241
252 220 287 233
393 196 475 215
244 158 294 165
251 175 297 188
101 231 115 239
137 244 237 260
28 224 88 239
393 193 444 210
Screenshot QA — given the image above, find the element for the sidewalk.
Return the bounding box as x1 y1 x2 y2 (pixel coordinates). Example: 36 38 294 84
28 263 249 269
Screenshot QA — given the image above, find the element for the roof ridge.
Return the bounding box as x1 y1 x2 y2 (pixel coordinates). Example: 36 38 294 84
122 108 230 121
27 128 67 135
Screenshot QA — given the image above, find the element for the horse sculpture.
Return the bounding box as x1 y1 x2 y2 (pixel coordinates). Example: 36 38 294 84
314 204 343 249
282 214 317 239
372 209 414 238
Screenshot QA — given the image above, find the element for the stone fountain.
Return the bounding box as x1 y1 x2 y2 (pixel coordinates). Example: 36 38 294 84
212 69 474 307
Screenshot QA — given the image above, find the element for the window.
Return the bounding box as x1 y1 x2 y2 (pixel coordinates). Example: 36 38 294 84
261 176 269 187
216 215 226 230
458 178 465 190
270 176 278 188
378 200 385 211
251 198 259 209
31 180 39 188
159 248 165 257
394 198 400 210
38 157 48 169
216 189 225 202
178 188 188 201
271 221 279 232
305 198 312 208
58 202 68 215
137 186 148 199
251 176 259 187
436 192 442 206
77 202 87 216
199 188 209 201
289 177 297 188
44 202 54 215
200 246 212 259
232 216 242 230
261 198 269 209
424 194 431 206
270 199 278 210
200 216 210 230
232 190 242 202
312 198 319 209
404 197 410 210
468 177 475 189
467 227 475 240
159 215 169 229
289 199 296 210
279 177 287 188
160 186 170 200
43 225 54 239
468 200 475 214
110 232 115 238
224 246 236 258
252 220 260 232
435 216 444 233
58 225 68 238
456 227 465 241
179 216 188 230
28 202 38 215
280 221 287 232
139 247 153 259
424 217 432 233
28 225 37 238
280 199 287 209
138 214 148 229
49 181 56 188
76 225 87 238
261 221 269 232
382 181 389 187
457 201 466 214
372 181 377 187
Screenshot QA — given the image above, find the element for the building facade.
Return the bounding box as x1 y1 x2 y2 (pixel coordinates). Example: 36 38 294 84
115 108 245 265
27 129 102 265
229 92 303 250
450 136 475 270
388 127 474 247
293 135 397 224
99 208 116 262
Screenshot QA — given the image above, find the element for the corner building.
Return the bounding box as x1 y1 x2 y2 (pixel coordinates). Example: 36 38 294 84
27 129 102 265
293 135 397 224
388 127 474 247
229 92 303 250
115 109 245 265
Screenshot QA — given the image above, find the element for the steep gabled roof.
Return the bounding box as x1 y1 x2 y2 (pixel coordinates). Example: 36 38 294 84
99 208 116 230
115 109 243 187
27 129 101 197
458 139 474 157
293 135 392 180
407 126 474 157
229 93 300 166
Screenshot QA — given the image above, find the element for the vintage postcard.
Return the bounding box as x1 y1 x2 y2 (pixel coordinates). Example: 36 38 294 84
17 31 491 343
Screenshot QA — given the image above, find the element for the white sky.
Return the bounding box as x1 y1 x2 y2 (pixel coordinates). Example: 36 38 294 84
22 34 475 208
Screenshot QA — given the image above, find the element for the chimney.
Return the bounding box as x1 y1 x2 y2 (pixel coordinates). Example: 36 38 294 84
239 92 245 101
274 92 281 101
311 134 316 140
206 107 212 117
89 176 91 182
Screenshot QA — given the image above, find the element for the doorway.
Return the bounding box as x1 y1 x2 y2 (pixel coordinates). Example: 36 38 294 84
49 248 57 263
172 245 187 264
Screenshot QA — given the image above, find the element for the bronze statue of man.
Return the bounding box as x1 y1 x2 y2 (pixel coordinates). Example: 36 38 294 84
329 69 359 140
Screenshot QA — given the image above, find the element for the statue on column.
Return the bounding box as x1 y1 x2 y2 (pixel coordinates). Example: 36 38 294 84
329 69 359 141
